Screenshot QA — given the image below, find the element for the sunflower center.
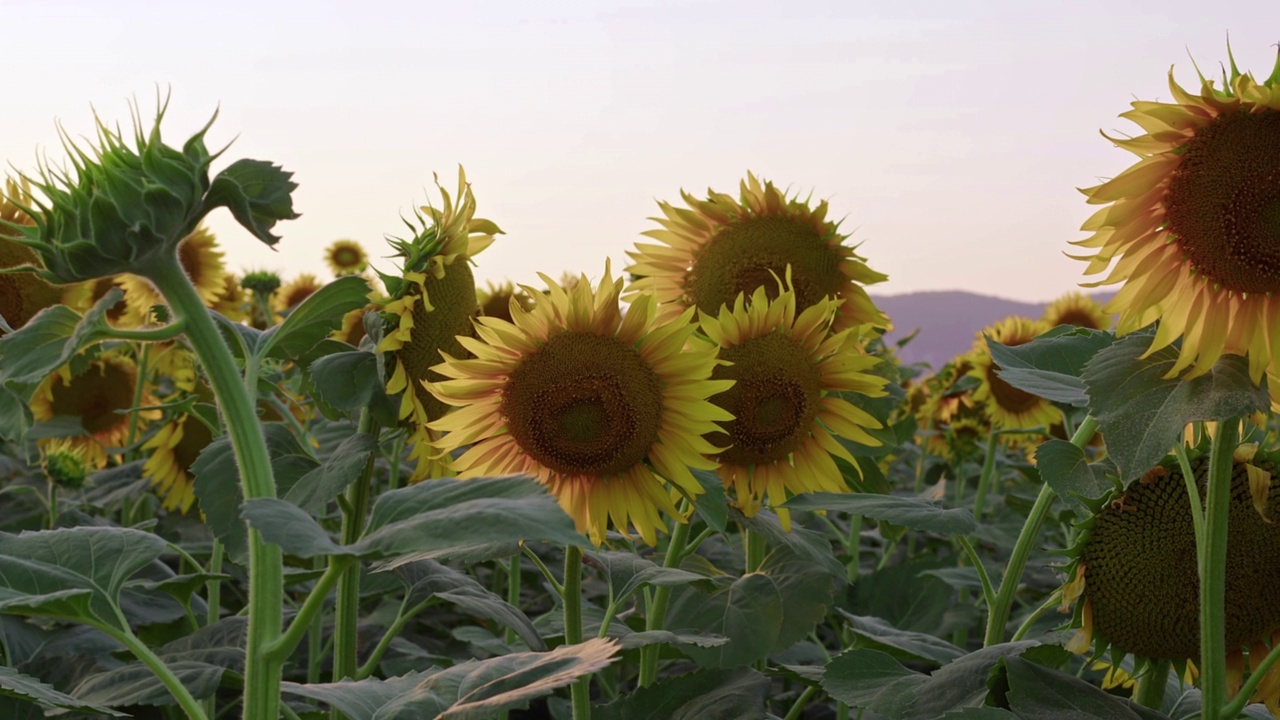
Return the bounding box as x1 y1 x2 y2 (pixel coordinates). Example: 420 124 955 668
501 331 663 477
174 417 215 470
50 361 137 436
0 239 64 330
686 215 844 314
398 262 479 422
1165 109 1280 295
985 365 1041 415
1052 308 1103 329
332 247 363 269
1081 456 1280 660
710 332 823 466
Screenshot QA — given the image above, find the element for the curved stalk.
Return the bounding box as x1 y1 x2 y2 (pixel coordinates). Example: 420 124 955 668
144 255 282 720
1198 418 1238 720
101 623 208 720
102 320 186 343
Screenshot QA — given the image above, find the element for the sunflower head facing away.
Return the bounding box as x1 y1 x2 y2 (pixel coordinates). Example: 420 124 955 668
1061 446 1280 713
30 354 154 469
428 264 732 546
1070 48 1280 382
625 172 890 334
325 239 369 276
377 168 503 482
1042 291 1111 331
700 277 888 527
967 316 1057 431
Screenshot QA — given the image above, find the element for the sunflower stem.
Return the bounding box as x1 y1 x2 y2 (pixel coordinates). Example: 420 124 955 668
638 514 693 687
143 253 283 720
744 528 766 573
783 685 821 720
1175 441 1207 552
1198 418 1238 720
333 409 378 696
563 545 591 720
972 431 1000 518
101 320 186 343
504 554 522 645
1135 659 1171 711
100 623 208 720
984 415 1097 647
1222 641 1280 718
357 598 432 680
124 342 151 462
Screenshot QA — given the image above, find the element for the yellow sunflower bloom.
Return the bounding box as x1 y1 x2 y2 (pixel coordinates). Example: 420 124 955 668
142 414 215 513
1042 291 1111 331
60 276 136 328
30 354 155 469
700 280 888 528
427 264 732 546
1 178 83 331
378 167 502 482
967 317 1057 430
117 225 229 325
211 274 248 322
1061 451 1280 715
324 239 369 276
271 273 323 320
625 172 890 333
1070 49 1280 382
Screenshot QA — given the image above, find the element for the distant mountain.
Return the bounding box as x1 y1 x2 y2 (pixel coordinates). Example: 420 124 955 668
871 290 1113 370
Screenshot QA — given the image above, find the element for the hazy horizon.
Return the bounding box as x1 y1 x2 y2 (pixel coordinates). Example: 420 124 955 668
4 0 1278 303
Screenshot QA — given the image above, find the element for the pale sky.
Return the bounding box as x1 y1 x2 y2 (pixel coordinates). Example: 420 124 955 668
3 0 1278 303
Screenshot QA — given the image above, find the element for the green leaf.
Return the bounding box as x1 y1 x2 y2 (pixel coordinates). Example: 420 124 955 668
0 385 32 441
1003 656 1168 720
987 326 1116 406
759 547 838 652
596 668 769 720
1034 439 1111 515
615 630 728 650
783 492 977 535
838 611 965 665
190 437 248 564
666 573 784 668
907 642 1042 720
0 289 123 394
239 498 341 557
736 509 846 578
0 666 125 716
588 550 710 603
259 275 370 360
0 527 167 630
821 649 924 717
394 560 544 651
689 468 729 532
281 672 434 719
205 158 299 246
283 432 377 513
1082 335 1269 482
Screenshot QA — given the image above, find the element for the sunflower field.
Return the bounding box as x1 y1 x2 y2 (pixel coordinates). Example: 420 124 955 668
0 47 1278 720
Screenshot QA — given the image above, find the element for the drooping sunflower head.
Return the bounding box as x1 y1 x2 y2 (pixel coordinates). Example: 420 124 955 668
1070 48 1280 382
1042 291 1111 331
625 172 891 333
967 317 1057 430
271 273 323 319
30 354 154 469
377 168 503 482
477 280 536 324
1062 447 1280 711
428 263 732 546
116 225 229 325
142 413 215 513
700 277 889 527
325 239 369 276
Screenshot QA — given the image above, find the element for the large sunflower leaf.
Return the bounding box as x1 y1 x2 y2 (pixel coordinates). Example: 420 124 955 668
783 492 976 536
596 668 769 720
664 573 784 668
308 349 396 423
759 547 838 652
837 611 965 666
394 559 545 652
1034 439 1112 515
736 509 846 577
1082 335 1268 482
987 326 1116 406
204 158 298 247
283 431 377 513
0 666 126 716
1002 656 1169 720
258 275 370 361
587 550 712 603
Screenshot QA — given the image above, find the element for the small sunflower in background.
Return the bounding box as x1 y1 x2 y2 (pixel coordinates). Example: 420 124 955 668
967 317 1057 430
325 239 369 276
115 225 228 325
211 274 248 322
331 276 382 348
700 277 888 528
1060 448 1280 714
1042 291 1111 331
142 413 215 513
378 167 502 482
61 276 135 327
1 178 81 331
476 280 536 324
272 273 323 320
428 264 731 546
1070 48 1280 382
625 172 890 333
30 354 155 469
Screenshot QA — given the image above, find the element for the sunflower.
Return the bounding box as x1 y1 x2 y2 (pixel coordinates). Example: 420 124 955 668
116 225 229 325
325 239 369 276
1 178 81 330
142 413 215 513
30 354 153 469
427 264 732 545
1070 49 1280 382
625 172 890 333
700 279 889 528
211 274 248 322
271 273 323 320
1042 291 1111 331
61 276 135 327
967 317 1057 430
331 277 380 347
476 280 535 324
1061 448 1280 714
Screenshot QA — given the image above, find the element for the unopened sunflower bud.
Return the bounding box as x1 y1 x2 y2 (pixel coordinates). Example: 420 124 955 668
40 440 89 490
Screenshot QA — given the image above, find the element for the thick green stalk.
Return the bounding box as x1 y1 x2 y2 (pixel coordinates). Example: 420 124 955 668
505 555 522 645
1199 418 1238 720
972 431 1000 518
984 416 1098 646
333 409 378 694
638 516 693 686
124 343 152 461
145 256 282 720
1135 659 1171 711
102 623 208 720
563 545 590 720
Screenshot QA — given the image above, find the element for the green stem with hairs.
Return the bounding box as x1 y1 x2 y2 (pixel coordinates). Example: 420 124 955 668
144 254 282 720
265 556 354 662
638 515 693 687
564 545 590 720
333 409 379 693
1198 418 1238 720
102 320 186 343
984 415 1098 647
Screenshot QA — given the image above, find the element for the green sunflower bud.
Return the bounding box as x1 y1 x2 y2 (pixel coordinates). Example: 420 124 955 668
0 96 299 285
241 270 283 297
40 440 89 490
